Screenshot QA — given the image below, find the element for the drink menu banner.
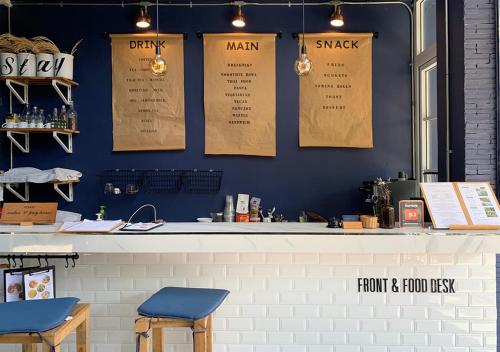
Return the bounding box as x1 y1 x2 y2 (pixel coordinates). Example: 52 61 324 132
111 34 185 151
203 33 276 156
299 33 373 148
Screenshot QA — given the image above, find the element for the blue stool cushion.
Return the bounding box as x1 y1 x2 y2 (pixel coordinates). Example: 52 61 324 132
138 287 229 320
0 297 79 334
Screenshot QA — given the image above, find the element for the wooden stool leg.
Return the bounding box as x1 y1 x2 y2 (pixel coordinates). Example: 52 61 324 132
22 344 37 352
153 327 164 352
193 317 208 352
136 318 151 352
76 311 90 352
206 315 213 352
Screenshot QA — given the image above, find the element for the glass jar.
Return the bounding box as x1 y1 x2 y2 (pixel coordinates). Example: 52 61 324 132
380 204 395 229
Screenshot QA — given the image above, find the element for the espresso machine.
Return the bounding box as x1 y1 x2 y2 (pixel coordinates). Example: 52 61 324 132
359 171 420 221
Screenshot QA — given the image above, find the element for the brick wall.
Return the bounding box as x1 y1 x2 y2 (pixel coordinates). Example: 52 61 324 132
464 0 497 185
0 253 496 352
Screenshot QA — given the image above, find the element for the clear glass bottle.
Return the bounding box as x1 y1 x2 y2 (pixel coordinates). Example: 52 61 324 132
19 104 29 125
59 105 68 129
67 104 77 131
29 106 38 127
36 108 45 127
52 107 59 129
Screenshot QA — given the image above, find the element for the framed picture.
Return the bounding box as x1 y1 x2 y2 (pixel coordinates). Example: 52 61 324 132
22 266 56 300
3 266 40 302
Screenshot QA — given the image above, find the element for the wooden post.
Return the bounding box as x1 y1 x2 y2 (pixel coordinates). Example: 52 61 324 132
76 309 90 352
193 317 208 352
22 344 37 352
206 315 213 352
153 327 164 352
135 318 151 352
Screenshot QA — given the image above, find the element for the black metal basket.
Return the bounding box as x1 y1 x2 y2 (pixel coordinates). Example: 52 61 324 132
182 169 223 194
99 169 144 195
143 169 183 193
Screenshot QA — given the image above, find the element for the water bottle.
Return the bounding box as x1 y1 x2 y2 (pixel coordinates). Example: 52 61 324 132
224 195 235 223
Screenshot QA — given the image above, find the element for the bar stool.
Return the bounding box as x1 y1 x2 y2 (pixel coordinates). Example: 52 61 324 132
0 297 90 352
135 287 229 352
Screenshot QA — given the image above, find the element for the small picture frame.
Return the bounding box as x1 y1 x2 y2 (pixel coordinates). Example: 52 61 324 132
399 200 424 228
22 266 56 301
3 266 39 302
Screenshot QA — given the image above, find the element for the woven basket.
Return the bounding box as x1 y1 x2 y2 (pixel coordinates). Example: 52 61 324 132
360 215 378 229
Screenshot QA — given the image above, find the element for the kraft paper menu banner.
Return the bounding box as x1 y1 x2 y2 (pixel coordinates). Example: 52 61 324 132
111 34 185 151
203 33 276 156
299 33 373 148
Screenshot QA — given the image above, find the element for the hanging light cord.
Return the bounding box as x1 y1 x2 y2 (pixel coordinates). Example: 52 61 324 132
155 0 160 55
301 0 305 52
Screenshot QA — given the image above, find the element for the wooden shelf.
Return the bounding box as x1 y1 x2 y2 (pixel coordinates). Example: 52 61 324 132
0 76 78 87
0 128 80 134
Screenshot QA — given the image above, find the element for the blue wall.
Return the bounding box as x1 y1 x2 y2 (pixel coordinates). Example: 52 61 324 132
0 3 412 221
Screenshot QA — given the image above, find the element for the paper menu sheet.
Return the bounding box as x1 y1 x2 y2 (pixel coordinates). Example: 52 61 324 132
456 183 500 225
420 183 468 229
59 220 124 233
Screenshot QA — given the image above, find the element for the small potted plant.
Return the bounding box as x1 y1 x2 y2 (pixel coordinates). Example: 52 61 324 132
14 35 37 77
0 34 18 77
54 39 82 80
32 36 60 77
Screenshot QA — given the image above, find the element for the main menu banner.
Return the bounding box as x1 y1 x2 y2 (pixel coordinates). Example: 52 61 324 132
111 34 185 151
203 33 276 157
299 33 373 148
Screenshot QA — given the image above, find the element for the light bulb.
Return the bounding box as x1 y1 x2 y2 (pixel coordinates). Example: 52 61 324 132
294 46 312 76
330 6 344 27
136 7 151 29
150 54 167 76
232 6 246 28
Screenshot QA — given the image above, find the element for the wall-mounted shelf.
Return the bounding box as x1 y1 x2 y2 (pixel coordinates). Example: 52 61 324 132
0 128 80 154
0 77 78 106
3 180 79 202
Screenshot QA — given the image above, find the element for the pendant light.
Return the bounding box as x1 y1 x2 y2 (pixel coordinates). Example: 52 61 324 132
330 5 344 27
232 5 246 28
136 6 151 29
294 0 312 76
149 0 167 76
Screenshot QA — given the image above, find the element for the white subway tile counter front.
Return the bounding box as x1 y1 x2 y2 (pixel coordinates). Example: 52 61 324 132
0 223 497 352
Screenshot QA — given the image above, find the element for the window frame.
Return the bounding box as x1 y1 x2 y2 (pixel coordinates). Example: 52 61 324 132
415 0 438 183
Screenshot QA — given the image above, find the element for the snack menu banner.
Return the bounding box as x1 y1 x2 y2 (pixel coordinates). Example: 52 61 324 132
111 34 185 151
299 33 373 148
203 33 276 156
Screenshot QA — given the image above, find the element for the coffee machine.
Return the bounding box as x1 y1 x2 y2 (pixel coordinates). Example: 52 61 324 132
359 171 420 221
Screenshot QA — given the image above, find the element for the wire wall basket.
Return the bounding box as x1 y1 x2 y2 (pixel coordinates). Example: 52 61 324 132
99 169 144 195
183 169 223 194
99 169 223 195
143 169 183 194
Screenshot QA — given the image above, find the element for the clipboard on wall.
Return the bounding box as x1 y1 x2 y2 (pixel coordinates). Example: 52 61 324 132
420 182 500 230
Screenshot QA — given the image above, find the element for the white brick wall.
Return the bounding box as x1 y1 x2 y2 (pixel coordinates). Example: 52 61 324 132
464 0 497 185
0 253 496 352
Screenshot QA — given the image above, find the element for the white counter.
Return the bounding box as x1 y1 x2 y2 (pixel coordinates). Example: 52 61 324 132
0 222 500 253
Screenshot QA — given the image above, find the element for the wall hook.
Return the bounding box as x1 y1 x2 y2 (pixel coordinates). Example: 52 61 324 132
44 255 49 267
65 257 69 269
71 257 76 268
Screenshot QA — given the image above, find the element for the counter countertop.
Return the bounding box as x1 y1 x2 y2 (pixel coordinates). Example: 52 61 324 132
0 222 500 253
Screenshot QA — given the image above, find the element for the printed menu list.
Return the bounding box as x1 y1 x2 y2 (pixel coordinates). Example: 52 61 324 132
204 34 276 156
111 34 185 151
300 33 373 148
223 62 255 126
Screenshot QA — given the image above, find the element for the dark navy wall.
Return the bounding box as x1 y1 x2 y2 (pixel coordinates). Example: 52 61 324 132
0 3 412 221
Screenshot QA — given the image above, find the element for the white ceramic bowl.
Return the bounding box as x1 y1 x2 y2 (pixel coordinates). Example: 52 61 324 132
196 217 213 223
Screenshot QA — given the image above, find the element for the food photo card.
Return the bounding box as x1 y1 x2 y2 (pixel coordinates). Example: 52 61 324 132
22 266 56 300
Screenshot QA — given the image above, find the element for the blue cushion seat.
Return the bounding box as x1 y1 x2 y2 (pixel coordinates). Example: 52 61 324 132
0 297 79 334
138 287 229 320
